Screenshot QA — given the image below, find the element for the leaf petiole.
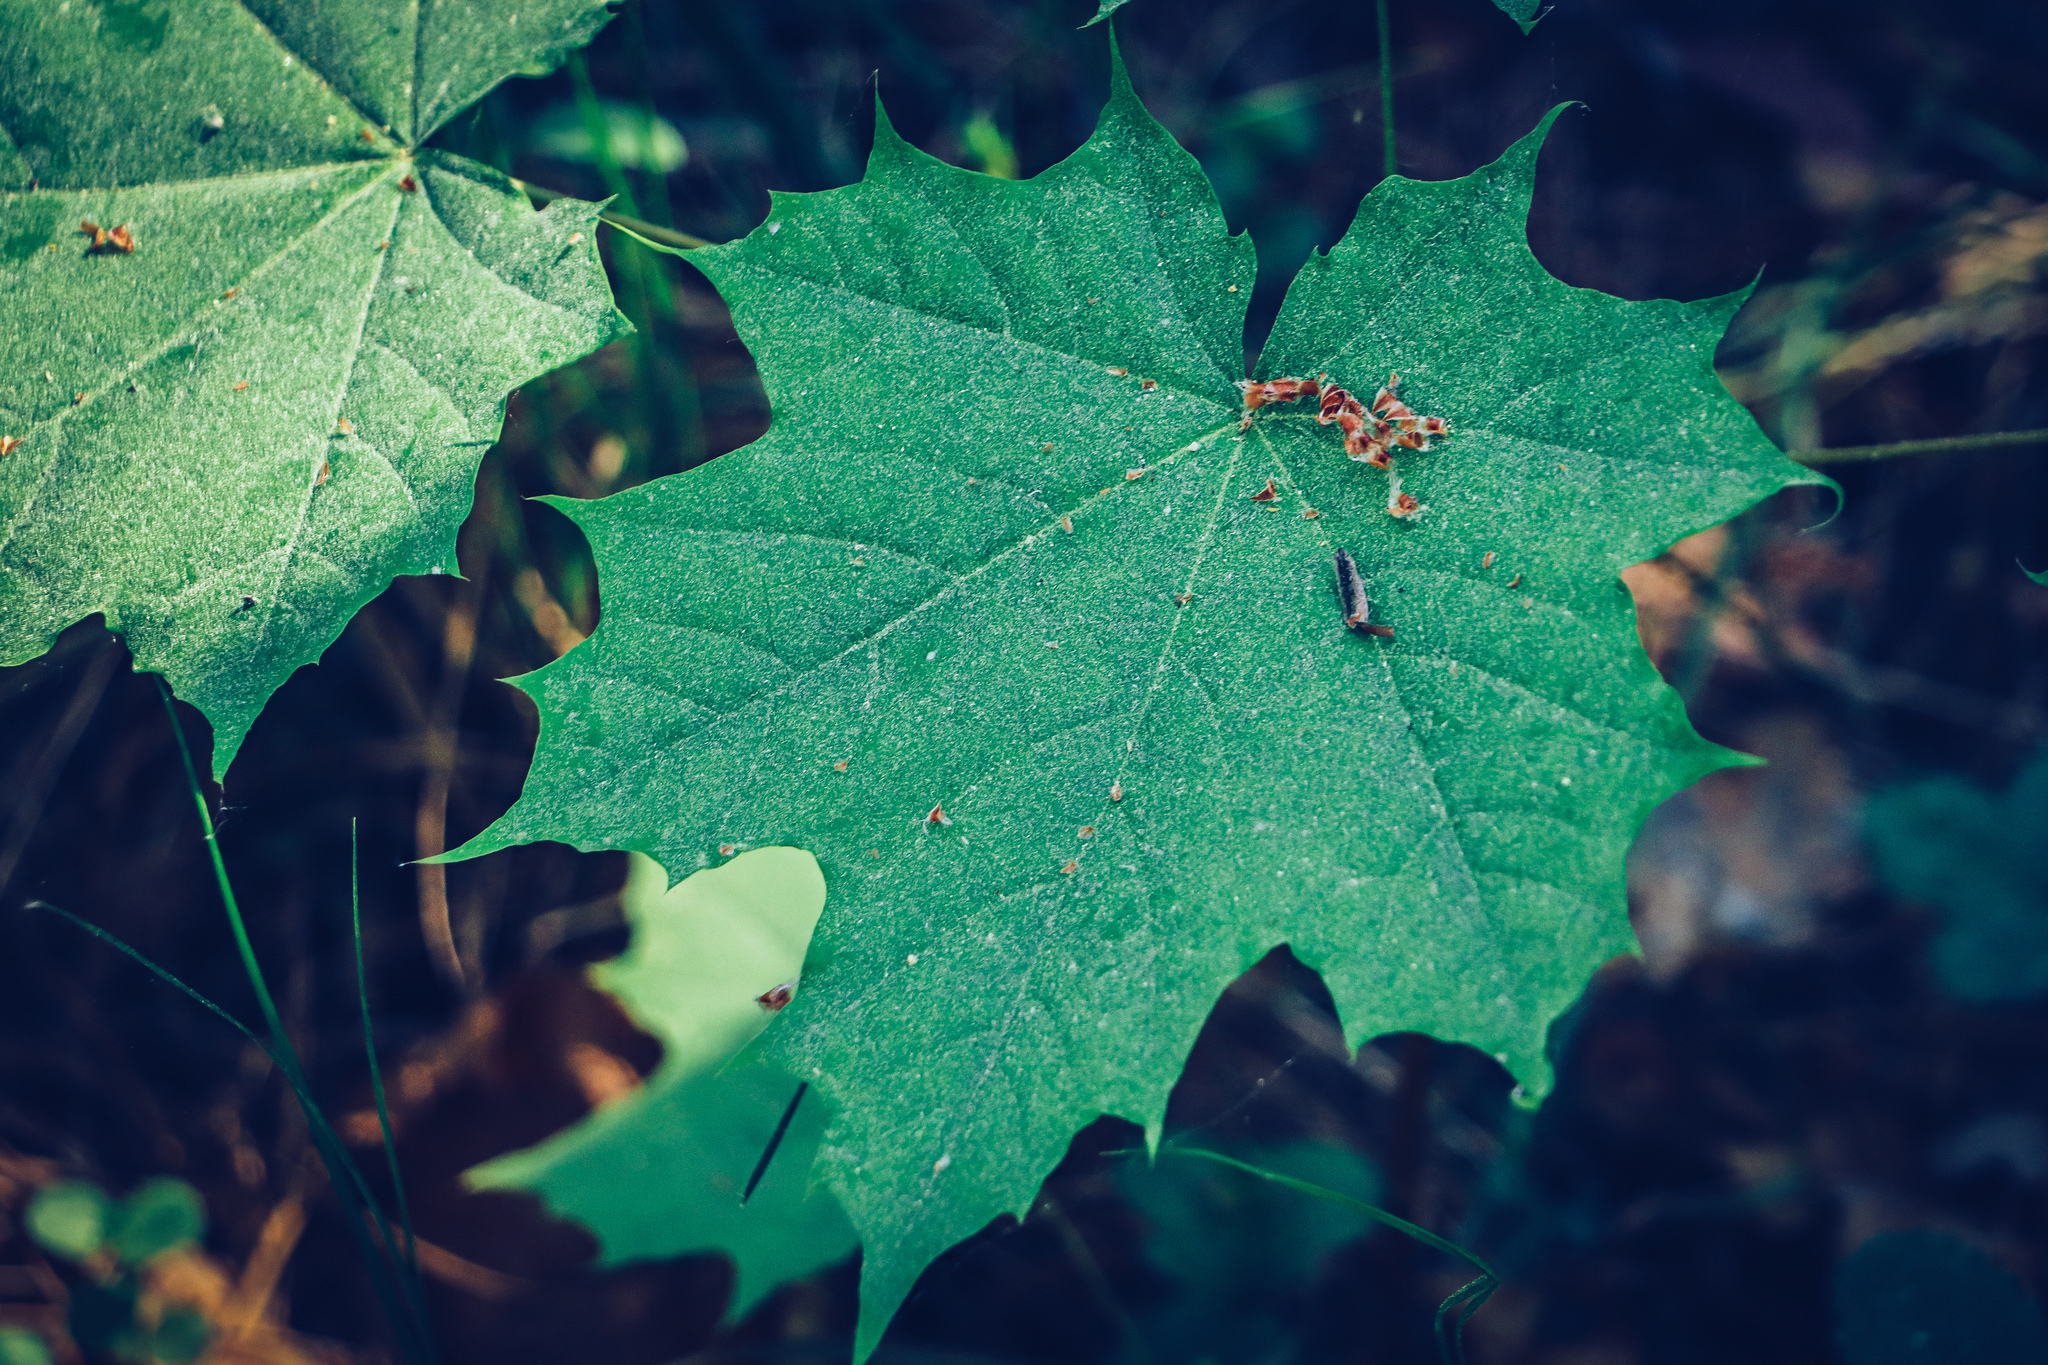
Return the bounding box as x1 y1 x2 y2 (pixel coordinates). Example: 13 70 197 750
512 178 712 252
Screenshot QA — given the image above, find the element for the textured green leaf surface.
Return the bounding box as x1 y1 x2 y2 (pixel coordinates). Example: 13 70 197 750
1866 751 2048 1001
450 57 1823 1355
0 0 626 774
468 848 858 1318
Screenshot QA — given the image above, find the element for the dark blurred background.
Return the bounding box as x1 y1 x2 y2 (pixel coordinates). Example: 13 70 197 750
4 0 2048 1362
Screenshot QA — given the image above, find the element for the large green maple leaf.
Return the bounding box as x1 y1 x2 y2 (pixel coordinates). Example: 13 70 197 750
449 54 1826 1356
0 0 626 775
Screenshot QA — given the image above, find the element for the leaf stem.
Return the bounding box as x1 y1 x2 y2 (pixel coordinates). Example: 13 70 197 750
1377 0 1396 178
512 178 712 251
1790 427 2048 464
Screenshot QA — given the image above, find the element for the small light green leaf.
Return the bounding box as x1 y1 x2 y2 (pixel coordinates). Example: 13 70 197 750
25 1179 110 1260
107 1177 205 1264
0 0 628 777
468 849 858 1319
0 1328 54 1365
1835 1229 2048 1365
602 847 827 1076
1866 751 2048 1001
449 55 1822 1357
527 101 689 174
1080 0 1131 28
2024 562 2048 586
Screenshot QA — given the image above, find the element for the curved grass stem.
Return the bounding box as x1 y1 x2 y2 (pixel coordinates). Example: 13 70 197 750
1147 1144 1498 1365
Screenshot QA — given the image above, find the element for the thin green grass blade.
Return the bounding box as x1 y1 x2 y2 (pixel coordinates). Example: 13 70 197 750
567 51 640 215
153 683 436 1364
355 820 418 1277
565 47 684 477
29 897 433 1360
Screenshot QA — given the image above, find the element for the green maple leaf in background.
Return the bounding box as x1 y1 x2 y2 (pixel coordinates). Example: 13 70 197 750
448 49 1826 1355
469 848 858 1318
0 0 626 776
1865 751 2048 1002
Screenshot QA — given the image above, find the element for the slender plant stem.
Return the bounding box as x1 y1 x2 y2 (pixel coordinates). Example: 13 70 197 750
1161 1146 1495 1278
356 819 418 1277
513 179 711 251
1790 427 2048 464
1377 0 1396 178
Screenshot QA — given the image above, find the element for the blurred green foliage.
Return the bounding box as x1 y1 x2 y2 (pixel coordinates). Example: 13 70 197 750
1865 751 2048 1000
1834 1229 2048 1365
23 1176 209 1365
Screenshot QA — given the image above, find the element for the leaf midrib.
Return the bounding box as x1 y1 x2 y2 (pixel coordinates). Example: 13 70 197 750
895 402 1256 1214
716 254 1240 414
227 0 408 148
255 188 403 648
595 415 1243 768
